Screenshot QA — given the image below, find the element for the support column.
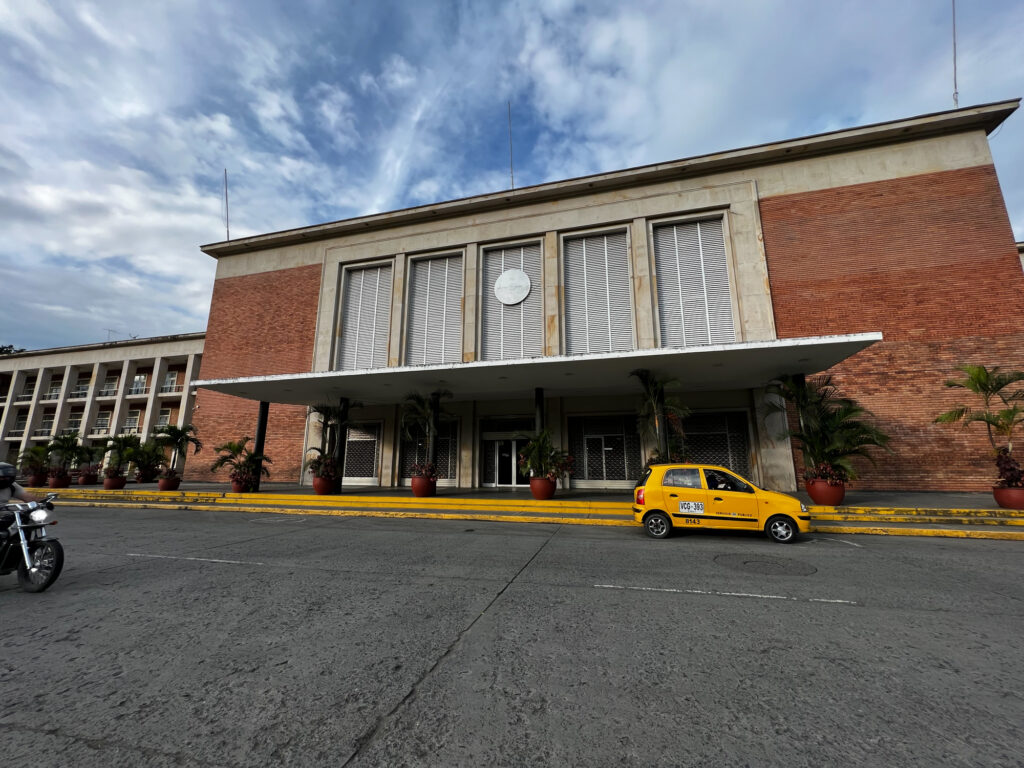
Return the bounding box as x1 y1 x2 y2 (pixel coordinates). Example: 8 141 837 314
252 401 269 492
334 397 349 493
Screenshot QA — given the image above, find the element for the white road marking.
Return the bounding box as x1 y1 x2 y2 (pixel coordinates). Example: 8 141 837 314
594 583 858 605
126 553 265 566
814 536 864 548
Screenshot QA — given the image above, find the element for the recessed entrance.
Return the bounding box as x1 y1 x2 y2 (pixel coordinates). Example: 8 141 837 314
482 438 531 487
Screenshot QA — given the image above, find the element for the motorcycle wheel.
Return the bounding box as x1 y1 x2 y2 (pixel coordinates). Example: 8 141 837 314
17 539 64 593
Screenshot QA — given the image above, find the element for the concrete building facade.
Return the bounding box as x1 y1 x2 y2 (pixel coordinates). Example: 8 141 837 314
191 101 1024 493
0 334 204 470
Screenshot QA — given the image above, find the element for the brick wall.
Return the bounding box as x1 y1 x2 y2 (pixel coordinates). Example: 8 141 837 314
760 164 1024 491
187 264 322 483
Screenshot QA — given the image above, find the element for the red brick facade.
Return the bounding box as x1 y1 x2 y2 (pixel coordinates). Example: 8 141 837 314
760 165 1024 490
187 264 322 483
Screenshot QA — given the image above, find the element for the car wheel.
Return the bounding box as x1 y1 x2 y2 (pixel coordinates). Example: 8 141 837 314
644 512 672 539
766 515 797 543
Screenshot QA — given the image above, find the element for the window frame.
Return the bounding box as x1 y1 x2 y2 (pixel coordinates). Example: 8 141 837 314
335 257 397 371
402 249 466 367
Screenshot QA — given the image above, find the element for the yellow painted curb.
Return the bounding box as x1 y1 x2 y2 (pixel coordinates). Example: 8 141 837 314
811 525 1024 540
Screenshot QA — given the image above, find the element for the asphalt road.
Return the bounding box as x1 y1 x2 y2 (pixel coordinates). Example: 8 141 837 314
1 505 1022 767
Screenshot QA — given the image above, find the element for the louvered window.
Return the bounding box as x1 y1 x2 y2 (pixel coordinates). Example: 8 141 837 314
406 254 463 366
481 243 543 360
563 231 633 355
653 219 735 347
338 264 393 370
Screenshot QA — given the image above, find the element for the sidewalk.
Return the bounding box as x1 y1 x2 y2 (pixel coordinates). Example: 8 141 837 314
35 481 1024 540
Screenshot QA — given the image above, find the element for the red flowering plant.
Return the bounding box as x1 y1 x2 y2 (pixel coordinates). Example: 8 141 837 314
410 462 437 480
517 430 574 483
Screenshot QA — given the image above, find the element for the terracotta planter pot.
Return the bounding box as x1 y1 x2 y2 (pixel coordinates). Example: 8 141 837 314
805 479 845 506
103 476 128 490
231 481 250 493
993 486 1024 510
529 476 557 500
27 473 48 488
410 476 437 497
48 476 71 489
312 476 339 495
158 477 182 492
78 474 98 485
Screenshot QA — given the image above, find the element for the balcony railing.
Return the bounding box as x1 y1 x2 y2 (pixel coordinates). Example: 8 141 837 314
16 393 34 401
42 390 62 400
7 429 25 438
69 387 89 398
0 395 7 404
120 425 140 435
159 384 184 394
89 424 111 435
32 428 54 438
97 388 117 397
62 426 82 435
127 386 150 396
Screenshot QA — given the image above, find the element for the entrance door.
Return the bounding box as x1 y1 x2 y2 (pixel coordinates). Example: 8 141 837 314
485 438 530 487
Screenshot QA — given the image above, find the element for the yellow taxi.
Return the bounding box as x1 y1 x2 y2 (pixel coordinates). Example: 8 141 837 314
633 464 811 543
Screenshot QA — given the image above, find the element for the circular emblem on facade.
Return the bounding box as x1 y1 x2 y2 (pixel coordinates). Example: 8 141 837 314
494 269 531 306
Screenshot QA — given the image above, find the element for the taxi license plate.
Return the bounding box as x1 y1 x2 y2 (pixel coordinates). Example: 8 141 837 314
679 501 704 514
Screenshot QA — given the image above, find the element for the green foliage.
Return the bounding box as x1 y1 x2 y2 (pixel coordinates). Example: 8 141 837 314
48 432 82 473
935 364 1024 453
132 440 168 483
210 436 272 489
768 374 891 484
517 430 574 482
18 445 51 476
304 447 340 480
400 390 451 465
105 434 142 478
0 343 25 355
154 423 202 471
630 368 689 460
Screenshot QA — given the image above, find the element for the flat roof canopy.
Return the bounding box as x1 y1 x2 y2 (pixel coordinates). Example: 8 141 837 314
195 333 881 407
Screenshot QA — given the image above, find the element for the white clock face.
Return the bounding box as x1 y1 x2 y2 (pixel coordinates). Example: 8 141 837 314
494 269 531 306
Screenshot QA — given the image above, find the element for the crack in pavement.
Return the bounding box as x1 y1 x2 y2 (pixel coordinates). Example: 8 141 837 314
339 522 565 767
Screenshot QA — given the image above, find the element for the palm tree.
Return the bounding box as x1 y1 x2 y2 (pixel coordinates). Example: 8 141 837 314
768 374 890 483
400 390 452 467
210 436 272 490
935 364 1024 452
154 423 203 473
48 431 82 477
630 369 689 462
105 434 142 477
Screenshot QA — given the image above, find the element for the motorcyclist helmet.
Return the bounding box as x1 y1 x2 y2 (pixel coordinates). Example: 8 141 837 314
0 462 16 490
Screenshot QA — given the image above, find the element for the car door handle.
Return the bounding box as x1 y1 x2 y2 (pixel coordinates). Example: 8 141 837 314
713 497 724 501
668 493 678 498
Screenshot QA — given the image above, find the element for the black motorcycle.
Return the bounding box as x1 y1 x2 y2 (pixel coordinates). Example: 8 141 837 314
1 492 64 592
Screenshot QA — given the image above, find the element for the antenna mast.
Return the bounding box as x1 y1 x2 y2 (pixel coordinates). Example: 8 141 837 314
507 101 515 190
951 0 959 108
224 168 231 241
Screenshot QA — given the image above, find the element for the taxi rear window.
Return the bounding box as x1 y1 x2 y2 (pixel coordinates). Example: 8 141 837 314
635 467 652 489
663 468 702 488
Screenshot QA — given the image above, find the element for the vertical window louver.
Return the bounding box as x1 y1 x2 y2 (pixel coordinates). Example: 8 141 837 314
338 264 393 370
481 243 543 360
653 219 735 347
406 254 463 366
563 231 633 355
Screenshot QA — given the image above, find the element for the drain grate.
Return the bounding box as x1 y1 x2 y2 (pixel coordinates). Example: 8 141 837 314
714 553 817 576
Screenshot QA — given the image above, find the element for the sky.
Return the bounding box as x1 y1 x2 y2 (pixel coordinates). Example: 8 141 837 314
1 0 1022 351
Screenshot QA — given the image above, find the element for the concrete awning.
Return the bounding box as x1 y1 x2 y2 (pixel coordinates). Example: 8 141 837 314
195 332 881 406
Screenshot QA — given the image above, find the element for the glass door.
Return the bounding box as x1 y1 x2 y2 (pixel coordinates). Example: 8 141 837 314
483 438 531 487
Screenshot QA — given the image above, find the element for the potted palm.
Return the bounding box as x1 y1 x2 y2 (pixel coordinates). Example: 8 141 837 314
210 436 272 493
153 423 202 491
400 390 451 495
104 434 141 489
768 375 890 505
517 430 574 500
18 445 51 488
631 368 689 464
131 440 166 484
409 462 437 498
47 432 80 488
305 447 340 495
935 364 1024 509
75 444 100 485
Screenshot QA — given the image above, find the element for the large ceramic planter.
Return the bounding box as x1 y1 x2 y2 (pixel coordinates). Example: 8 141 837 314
805 479 845 506
104 476 128 490
158 477 182 492
48 475 71 489
410 477 437 497
529 477 557 501
993 486 1024 510
231 481 250 493
27 473 48 488
78 474 98 486
312 476 339 495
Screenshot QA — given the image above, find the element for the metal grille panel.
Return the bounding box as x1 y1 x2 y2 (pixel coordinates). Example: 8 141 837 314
400 419 458 479
343 423 380 478
683 412 750 477
568 415 643 482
